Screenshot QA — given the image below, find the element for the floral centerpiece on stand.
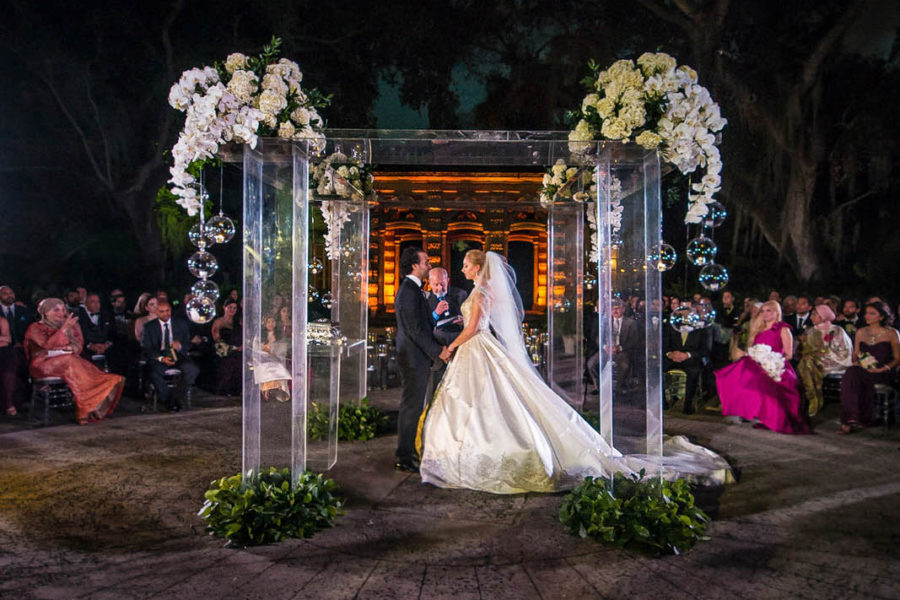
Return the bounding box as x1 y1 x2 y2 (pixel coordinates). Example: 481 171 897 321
165 37 330 215
541 52 728 287
310 151 375 260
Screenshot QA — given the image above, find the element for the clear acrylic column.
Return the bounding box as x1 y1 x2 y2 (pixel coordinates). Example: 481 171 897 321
595 143 663 473
307 139 370 470
546 199 584 409
242 138 313 484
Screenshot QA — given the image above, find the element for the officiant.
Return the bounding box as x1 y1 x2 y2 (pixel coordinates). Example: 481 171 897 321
425 267 467 346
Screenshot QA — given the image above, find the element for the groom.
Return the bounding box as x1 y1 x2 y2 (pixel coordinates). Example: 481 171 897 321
394 247 450 472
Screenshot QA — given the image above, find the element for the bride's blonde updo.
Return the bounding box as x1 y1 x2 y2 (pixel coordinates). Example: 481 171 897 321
465 249 485 269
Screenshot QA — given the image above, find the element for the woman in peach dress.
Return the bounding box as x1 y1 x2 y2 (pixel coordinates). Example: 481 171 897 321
25 298 123 424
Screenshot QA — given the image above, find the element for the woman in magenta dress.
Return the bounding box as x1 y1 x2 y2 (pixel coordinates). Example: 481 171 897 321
838 301 900 433
715 300 810 434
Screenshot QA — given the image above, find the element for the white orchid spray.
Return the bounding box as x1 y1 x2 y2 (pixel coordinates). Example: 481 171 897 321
165 37 330 215
565 52 726 225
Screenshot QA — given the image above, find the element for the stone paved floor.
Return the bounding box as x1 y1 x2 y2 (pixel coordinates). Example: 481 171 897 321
0 390 898 600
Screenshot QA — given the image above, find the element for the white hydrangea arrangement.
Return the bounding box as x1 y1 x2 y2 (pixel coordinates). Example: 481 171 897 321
311 152 374 259
565 52 726 225
539 159 622 264
166 37 329 215
747 343 786 382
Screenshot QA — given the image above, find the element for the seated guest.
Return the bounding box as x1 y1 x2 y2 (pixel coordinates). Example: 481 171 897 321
25 298 123 424
0 314 14 415
838 301 900 433
835 299 862 337
825 295 841 316
107 293 132 375
133 295 159 342
663 314 710 414
278 306 292 340
716 301 810 434
781 295 797 319
795 304 853 417
425 267 467 346
141 301 199 411
64 289 82 314
609 299 639 393
731 299 761 360
785 295 813 336
0 285 34 412
78 293 114 363
211 298 242 396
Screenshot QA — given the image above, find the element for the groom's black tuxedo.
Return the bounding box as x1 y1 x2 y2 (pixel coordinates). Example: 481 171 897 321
394 276 444 462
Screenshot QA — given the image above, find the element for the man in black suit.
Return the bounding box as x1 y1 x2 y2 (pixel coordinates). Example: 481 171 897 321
393 247 450 472
425 267 467 347
0 285 33 411
663 319 710 414
609 299 639 393
835 299 863 337
78 293 114 362
141 301 199 412
785 295 813 336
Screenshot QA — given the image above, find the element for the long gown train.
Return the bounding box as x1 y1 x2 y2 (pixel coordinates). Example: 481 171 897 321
417 288 730 494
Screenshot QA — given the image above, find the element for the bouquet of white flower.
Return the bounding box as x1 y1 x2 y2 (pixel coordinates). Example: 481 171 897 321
566 52 727 226
858 351 882 371
166 37 329 215
747 343 786 382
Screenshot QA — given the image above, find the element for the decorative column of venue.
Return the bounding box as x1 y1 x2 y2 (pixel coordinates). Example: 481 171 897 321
241 137 370 482
595 142 663 470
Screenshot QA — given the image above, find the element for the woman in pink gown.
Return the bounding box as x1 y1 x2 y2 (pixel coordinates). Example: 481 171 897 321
715 300 810 434
25 298 123 425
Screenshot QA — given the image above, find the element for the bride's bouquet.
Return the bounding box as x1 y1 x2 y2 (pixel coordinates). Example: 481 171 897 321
747 343 785 382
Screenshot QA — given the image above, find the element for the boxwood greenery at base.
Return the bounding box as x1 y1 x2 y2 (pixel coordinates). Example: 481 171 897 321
558 471 709 556
198 467 343 547
307 397 390 442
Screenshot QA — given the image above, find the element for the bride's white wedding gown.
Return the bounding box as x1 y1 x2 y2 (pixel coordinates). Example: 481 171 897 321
417 287 649 494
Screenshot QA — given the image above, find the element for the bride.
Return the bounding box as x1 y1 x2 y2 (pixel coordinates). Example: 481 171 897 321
416 249 649 494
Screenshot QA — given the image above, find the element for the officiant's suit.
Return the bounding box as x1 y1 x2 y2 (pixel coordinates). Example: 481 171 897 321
141 316 199 410
394 275 443 463
426 286 468 346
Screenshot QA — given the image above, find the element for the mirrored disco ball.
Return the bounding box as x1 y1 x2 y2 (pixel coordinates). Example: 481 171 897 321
308 285 320 303
186 295 216 324
188 223 211 248
699 262 729 292
191 278 220 302
669 304 695 332
187 250 218 279
686 236 717 266
656 243 678 272
206 212 236 244
610 233 624 249
341 243 355 259
584 275 597 291
704 201 727 228
308 258 324 275
321 291 333 309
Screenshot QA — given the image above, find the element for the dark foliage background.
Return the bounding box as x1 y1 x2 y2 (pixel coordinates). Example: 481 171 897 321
1 0 897 304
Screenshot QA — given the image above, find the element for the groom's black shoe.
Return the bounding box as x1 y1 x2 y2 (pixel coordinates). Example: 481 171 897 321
393 458 420 473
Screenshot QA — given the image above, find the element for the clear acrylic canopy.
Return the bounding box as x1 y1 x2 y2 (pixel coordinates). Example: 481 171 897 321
237 131 662 480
